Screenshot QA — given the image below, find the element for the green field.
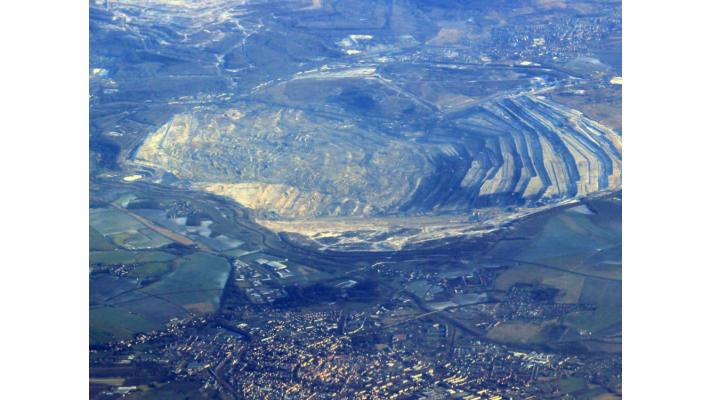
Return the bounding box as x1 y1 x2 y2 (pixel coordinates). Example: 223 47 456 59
90 207 145 235
90 250 176 265
127 262 173 280
90 306 163 344
133 382 211 400
141 253 231 314
486 321 547 344
91 251 231 343
557 377 588 395
90 226 115 251
110 228 172 250
494 264 586 303
90 207 172 249
480 198 622 348
564 306 622 335
493 265 622 339
564 278 622 334
488 199 621 280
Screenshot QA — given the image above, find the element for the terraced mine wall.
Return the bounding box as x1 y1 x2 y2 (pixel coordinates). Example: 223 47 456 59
133 94 620 220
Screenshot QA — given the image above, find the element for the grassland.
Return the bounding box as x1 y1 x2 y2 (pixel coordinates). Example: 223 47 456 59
563 278 622 334
564 306 622 335
486 321 546 344
90 306 163 344
132 382 210 400
90 207 173 250
110 229 172 249
90 226 115 251
91 248 231 343
556 377 588 395
494 264 587 303
481 197 621 349
91 207 145 235
489 201 621 280
90 250 176 265
127 262 173 280
140 253 231 314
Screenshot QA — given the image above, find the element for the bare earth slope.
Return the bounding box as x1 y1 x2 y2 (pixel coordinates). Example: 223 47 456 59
133 91 620 250
134 97 620 211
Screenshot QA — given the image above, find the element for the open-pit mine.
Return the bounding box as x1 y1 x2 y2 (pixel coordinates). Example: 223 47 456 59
132 77 620 250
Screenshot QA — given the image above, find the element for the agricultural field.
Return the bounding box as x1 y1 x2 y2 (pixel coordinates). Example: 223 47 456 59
140 253 230 314
124 197 264 254
494 264 588 304
90 251 231 343
127 262 173 281
90 250 175 266
488 198 622 280
486 321 551 345
90 207 173 250
90 306 163 344
90 226 115 251
475 195 622 350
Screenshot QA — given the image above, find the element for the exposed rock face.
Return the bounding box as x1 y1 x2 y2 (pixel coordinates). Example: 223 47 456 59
134 95 621 219
195 182 327 218
134 105 430 217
